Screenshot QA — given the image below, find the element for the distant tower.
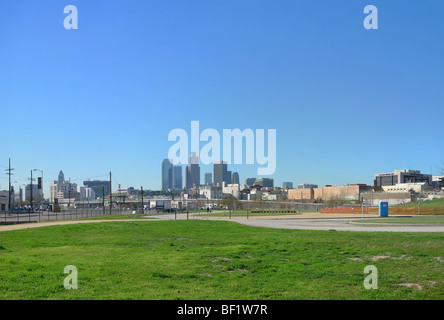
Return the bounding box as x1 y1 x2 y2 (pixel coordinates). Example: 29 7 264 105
232 172 239 184
58 170 65 184
162 159 173 191
213 161 227 187
185 152 200 189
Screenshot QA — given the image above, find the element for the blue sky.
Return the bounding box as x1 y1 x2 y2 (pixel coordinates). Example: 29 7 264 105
1 0 443 193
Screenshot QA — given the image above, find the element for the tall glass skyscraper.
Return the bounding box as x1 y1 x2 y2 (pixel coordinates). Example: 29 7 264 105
213 161 227 187
185 152 200 189
169 165 183 190
161 159 173 191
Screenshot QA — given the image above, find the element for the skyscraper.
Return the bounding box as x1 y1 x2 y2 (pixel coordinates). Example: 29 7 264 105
205 173 212 185
231 172 239 184
226 170 232 184
213 161 227 187
162 159 173 191
169 165 183 190
185 152 200 189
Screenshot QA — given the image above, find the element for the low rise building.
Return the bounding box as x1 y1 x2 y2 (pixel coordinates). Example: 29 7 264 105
223 183 240 199
288 184 373 202
297 183 318 189
382 182 432 194
0 190 12 212
199 185 223 200
254 178 274 188
432 175 444 189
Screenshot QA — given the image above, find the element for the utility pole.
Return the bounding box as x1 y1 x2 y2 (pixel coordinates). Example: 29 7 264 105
118 184 121 215
141 186 144 214
5 158 15 214
30 170 34 212
102 185 105 216
109 172 112 215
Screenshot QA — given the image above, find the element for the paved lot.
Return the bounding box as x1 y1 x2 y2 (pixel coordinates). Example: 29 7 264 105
154 212 444 233
230 217 444 232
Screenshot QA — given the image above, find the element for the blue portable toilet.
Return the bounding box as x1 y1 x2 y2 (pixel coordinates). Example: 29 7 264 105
379 201 389 217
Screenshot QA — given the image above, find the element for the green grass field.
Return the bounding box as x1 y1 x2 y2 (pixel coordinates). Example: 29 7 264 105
76 214 155 220
0 220 443 300
396 197 444 208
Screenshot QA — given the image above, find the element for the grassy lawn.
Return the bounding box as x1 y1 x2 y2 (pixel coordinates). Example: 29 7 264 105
353 216 444 224
0 220 443 300
396 197 444 208
75 214 155 220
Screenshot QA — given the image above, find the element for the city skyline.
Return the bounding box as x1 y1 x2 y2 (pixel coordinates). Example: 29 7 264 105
1 1 443 193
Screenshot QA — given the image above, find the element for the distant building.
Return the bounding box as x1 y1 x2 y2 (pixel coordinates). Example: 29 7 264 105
161 159 173 191
49 171 78 203
245 178 256 187
432 175 444 189
297 183 318 189
226 171 232 184
382 182 432 194
282 182 293 188
254 178 274 188
162 159 183 191
231 172 239 185
223 184 240 199
83 180 110 197
169 165 183 190
374 170 432 187
185 152 200 189
127 187 138 195
288 184 373 202
199 185 222 200
0 190 13 211
213 161 228 187
25 184 43 201
204 173 213 185
77 186 96 201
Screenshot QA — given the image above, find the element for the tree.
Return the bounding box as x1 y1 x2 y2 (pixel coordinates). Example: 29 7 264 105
221 195 239 211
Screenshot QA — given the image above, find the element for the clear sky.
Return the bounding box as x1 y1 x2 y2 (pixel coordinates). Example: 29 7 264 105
1 0 443 194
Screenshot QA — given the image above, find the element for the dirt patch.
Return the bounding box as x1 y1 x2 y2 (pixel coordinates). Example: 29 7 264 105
198 273 213 277
347 257 363 261
371 255 390 261
211 257 232 263
397 283 423 290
